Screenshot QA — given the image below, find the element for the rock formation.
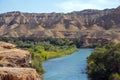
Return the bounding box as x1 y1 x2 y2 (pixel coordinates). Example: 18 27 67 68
0 67 41 80
0 41 42 80
0 6 120 42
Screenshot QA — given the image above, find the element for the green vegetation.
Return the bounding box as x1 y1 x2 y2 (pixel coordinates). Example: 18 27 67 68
87 42 120 80
0 38 77 74
109 73 120 80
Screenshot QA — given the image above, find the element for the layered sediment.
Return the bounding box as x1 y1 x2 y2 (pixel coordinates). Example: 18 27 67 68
0 41 42 80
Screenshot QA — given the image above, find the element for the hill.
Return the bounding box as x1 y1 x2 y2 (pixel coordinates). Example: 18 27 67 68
0 6 120 43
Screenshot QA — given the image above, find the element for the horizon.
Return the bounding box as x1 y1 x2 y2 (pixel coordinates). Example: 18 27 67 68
0 6 119 14
0 0 120 14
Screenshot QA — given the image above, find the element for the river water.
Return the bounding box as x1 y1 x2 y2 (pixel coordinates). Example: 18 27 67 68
43 49 93 80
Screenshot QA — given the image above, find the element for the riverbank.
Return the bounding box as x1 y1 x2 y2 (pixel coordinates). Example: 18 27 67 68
29 44 78 73
87 42 120 80
0 38 78 74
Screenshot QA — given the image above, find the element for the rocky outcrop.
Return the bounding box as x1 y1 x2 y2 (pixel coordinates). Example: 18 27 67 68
0 6 120 42
0 42 31 67
0 41 15 49
0 42 42 80
0 49 31 67
0 67 42 80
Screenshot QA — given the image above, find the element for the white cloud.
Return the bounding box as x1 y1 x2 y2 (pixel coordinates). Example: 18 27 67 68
56 0 120 12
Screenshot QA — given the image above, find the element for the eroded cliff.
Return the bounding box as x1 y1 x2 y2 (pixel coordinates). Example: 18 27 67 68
0 6 120 43
0 41 42 80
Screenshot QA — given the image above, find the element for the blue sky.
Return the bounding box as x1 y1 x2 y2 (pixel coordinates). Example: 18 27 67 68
0 0 120 13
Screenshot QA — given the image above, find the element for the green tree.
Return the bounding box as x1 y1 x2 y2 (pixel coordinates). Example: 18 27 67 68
87 42 120 80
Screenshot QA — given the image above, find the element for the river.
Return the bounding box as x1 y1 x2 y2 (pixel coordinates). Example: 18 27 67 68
43 49 93 80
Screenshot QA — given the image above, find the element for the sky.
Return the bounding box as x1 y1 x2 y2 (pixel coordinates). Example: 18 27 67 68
0 0 120 13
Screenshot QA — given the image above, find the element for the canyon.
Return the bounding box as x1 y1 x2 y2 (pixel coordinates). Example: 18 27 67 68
0 6 120 44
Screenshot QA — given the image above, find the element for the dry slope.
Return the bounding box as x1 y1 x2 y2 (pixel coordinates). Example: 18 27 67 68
0 6 120 42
